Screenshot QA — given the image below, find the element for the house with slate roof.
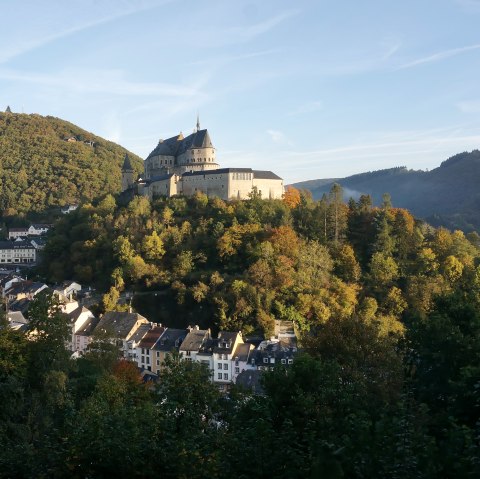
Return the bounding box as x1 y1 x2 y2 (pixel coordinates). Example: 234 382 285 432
179 326 211 364
134 324 165 370
212 331 245 388
152 328 187 374
93 311 149 358
123 118 284 200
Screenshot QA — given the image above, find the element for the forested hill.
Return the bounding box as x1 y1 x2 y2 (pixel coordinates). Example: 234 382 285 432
0 111 143 217
292 150 480 231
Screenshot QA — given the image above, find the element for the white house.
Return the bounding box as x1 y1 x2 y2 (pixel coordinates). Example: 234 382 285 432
0 240 36 264
212 331 244 388
68 306 96 352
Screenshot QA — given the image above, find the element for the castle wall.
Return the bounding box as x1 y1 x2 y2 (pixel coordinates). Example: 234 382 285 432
252 178 285 199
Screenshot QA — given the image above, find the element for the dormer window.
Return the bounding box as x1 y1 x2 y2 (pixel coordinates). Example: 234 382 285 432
263 358 269 364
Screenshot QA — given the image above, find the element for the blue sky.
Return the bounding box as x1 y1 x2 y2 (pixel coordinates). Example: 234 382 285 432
1 0 480 183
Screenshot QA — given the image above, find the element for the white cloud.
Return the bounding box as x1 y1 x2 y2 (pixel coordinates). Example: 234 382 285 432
267 129 292 145
456 100 480 113
0 0 173 65
0 68 200 97
397 43 480 70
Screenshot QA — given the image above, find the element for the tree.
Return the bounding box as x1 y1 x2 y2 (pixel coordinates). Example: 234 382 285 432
283 186 301 208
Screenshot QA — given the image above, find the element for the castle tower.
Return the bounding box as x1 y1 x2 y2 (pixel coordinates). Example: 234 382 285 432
121 153 135 192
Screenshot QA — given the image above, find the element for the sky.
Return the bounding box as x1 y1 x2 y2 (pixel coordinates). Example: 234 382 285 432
1 0 480 183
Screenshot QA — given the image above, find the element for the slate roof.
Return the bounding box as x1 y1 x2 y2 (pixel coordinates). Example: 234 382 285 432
232 343 253 362
153 328 187 351
213 331 240 354
198 337 215 356
138 326 166 349
145 173 175 184
179 328 210 352
0 240 35 250
182 168 252 177
129 323 151 343
7 310 28 325
236 370 265 395
253 170 282 180
67 306 92 323
95 312 148 339
7 281 47 297
75 316 100 337
8 298 31 313
146 129 213 160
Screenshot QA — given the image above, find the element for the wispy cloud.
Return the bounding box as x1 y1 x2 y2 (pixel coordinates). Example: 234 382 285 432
397 43 480 70
456 100 480 113
229 10 300 43
267 129 293 146
0 68 200 97
0 0 172 65
287 101 323 117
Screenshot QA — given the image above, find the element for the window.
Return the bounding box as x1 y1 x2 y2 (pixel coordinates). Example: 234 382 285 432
141 355 145 364
235 367 239 374
217 362 222 369
288 359 293 364
186 350 191 357
223 354 228 360
263 358 269 364
156 351 160 357
146 357 150 364
156 360 160 366
218 373 222 379
223 373 228 380
223 363 228 370
281 359 286 364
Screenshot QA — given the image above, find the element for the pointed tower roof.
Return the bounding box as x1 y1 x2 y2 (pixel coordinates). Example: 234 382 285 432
5 106 12 113
122 153 133 171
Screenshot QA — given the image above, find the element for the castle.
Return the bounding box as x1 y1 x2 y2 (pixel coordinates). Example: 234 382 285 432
122 118 284 201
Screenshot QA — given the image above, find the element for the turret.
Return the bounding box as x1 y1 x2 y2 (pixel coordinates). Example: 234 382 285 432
121 153 135 192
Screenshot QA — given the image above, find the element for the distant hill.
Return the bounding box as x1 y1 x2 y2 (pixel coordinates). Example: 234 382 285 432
292 150 480 231
0 112 143 217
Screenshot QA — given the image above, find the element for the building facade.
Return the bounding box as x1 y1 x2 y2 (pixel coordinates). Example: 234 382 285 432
123 119 284 201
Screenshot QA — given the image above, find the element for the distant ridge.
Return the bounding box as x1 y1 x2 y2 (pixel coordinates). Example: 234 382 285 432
0 112 143 217
292 150 480 232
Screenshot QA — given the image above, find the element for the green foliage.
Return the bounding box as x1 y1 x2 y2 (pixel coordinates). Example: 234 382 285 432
0 112 142 217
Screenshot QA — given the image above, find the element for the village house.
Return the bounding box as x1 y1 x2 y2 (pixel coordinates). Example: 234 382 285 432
0 273 23 297
0 240 36 264
72 314 100 356
135 324 166 371
179 326 211 365
94 311 150 358
151 328 186 374
212 331 245 388
68 306 96 352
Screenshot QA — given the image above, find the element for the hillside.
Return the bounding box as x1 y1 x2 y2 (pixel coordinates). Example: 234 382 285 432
0 111 143 217
292 150 480 231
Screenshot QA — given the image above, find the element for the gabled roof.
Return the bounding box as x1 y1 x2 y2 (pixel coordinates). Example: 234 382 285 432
146 129 214 160
179 328 210 352
153 328 187 351
138 326 166 349
232 343 253 362
68 306 93 322
95 311 148 340
129 323 151 343
213 331 241 354
75 316 100 337
253 170 282 180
